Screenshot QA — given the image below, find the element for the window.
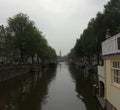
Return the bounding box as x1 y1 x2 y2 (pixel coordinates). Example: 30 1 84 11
117 37 120 49
112 61 120 85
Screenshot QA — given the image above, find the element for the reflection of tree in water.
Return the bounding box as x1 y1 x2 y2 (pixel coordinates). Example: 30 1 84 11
20 67 57 110
59 62 62 72
68 65 102 110
0 66 57 110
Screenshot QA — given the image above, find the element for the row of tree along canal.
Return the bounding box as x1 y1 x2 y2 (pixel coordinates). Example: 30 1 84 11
0 13 57 65
0 12 57 83
68 0 120 65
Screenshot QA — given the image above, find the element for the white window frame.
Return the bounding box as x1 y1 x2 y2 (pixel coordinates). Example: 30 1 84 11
112 61 120 86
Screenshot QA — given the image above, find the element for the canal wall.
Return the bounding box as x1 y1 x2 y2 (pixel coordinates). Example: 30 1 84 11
0 65 31 82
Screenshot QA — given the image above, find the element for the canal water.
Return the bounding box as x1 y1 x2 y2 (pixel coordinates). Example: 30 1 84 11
0 62 102 110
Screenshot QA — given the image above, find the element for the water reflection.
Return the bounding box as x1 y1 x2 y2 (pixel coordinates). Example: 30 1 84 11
69 65 102 110
0 63 102 110
41 62 86 110
0 67 57 110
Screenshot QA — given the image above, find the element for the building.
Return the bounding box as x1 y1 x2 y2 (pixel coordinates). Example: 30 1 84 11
97 59 105 109
102 33 120 110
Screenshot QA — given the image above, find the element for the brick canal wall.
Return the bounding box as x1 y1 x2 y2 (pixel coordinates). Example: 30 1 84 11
0 65 31 82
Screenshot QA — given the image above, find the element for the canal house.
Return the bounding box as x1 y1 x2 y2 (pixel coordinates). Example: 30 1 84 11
101 32 120 110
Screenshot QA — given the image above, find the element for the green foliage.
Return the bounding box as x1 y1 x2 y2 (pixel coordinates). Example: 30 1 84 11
68 48 78 60
116 25 120 33
104 0 120 35
46 46 57 60
1 12 56 63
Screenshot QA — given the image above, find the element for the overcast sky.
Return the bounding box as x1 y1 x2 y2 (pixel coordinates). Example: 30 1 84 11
0 0 109 55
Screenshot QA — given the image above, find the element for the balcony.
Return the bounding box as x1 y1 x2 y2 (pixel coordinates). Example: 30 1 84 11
102 33 120 55
97 66 104 78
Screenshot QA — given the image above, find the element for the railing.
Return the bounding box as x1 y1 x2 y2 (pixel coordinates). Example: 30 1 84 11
97 66 104 78
102 33 120 55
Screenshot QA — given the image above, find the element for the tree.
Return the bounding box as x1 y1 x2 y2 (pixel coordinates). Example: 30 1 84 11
7 12 57 64
8 13 34 62
104 0 120 35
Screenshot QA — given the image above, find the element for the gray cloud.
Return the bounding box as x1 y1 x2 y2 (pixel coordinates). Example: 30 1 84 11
0 0 109 55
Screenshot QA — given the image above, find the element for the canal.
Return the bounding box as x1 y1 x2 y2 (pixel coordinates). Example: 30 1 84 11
0 62 102 110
